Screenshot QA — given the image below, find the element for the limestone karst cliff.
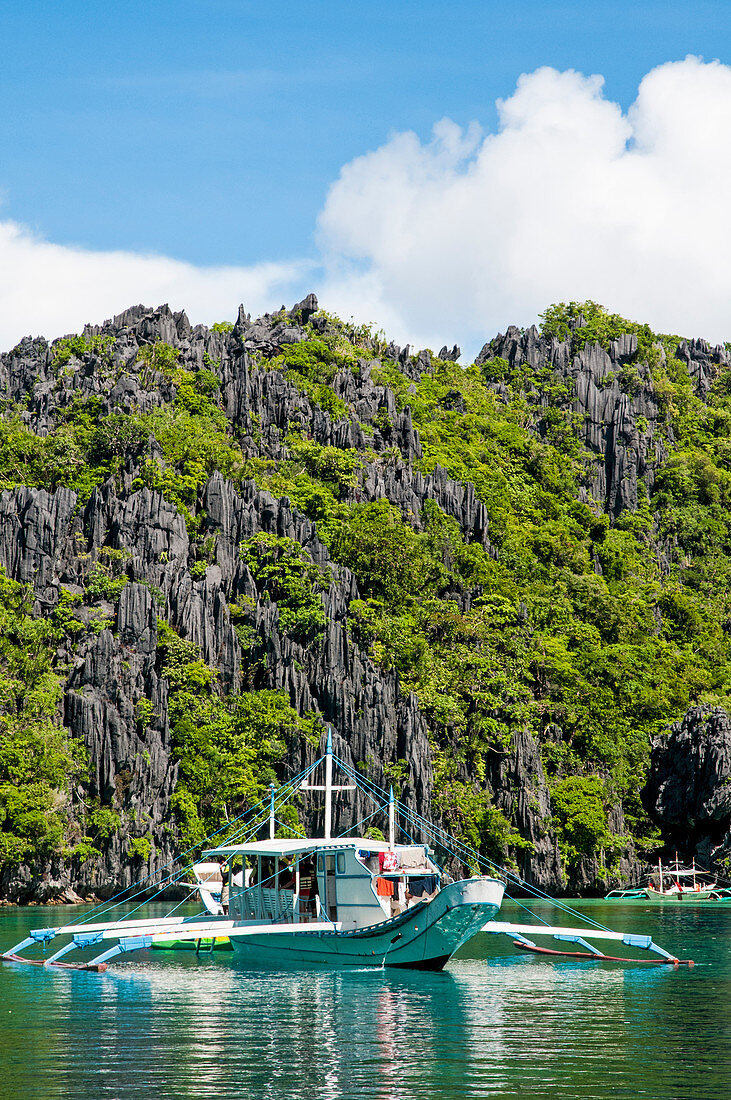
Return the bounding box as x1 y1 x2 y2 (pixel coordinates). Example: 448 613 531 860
1 297 730 901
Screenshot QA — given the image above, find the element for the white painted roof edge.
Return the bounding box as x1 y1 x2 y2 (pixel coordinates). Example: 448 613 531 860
203 837 429 858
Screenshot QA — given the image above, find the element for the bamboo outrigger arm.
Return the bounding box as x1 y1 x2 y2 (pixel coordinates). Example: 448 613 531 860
482 921 693 964
1 917 341 971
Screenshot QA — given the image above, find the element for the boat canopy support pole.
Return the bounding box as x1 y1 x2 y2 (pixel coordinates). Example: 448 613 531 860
269 783 276 841
388 786 395 850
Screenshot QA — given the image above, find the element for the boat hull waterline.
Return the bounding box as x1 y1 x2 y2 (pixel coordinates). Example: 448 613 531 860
228 878 503 970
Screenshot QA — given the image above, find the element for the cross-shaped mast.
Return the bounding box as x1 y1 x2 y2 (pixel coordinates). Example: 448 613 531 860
299 728 356 839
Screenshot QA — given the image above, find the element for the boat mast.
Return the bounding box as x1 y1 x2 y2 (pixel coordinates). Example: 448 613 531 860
269 782 276 840
300 727 355 840
389 786 395 850
325 729 333 840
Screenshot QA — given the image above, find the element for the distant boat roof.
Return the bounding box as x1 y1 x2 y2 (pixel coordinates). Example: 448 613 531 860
205 838 426 858
654 867 714 878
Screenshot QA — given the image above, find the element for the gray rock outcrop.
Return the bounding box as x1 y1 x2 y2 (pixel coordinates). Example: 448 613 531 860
642 706 731 865
478 325 729 516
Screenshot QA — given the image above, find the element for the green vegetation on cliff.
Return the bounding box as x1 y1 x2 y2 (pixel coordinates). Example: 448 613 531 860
2 300 731 885
239 307 731 868
0 570 86 864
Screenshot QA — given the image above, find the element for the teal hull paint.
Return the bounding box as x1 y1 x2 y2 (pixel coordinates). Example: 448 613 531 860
230 878 503 970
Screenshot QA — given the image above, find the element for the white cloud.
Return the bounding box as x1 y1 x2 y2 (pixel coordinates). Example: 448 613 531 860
0 219 306 350
317 56 731 358
2 57 731 359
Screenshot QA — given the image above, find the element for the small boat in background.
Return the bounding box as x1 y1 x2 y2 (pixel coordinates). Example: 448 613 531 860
606 856 731 902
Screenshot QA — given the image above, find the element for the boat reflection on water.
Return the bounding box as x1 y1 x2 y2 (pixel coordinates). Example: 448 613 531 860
8 902 728 1100
56 952 484 1099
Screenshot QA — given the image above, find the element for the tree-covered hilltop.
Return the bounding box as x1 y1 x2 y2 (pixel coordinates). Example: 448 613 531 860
1 295 730 900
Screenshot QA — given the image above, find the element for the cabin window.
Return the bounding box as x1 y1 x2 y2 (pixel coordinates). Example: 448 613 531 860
336 853 346 875
317 855 324 873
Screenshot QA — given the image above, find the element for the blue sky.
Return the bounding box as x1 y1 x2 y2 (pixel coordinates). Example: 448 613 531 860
1 1 730 353
1 0 726 263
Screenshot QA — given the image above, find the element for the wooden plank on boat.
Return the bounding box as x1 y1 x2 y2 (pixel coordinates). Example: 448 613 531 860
483 921 628 941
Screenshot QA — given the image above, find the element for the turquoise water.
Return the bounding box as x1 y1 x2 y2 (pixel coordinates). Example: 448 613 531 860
1 898 729 1099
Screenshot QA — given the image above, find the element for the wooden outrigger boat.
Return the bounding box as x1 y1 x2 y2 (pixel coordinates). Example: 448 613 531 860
606 856 731 903
1 733 692 972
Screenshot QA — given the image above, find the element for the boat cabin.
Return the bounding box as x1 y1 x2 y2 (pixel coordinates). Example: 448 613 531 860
206 838 442 931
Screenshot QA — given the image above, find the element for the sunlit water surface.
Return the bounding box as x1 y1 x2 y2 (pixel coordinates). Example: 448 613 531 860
1 899 729 1099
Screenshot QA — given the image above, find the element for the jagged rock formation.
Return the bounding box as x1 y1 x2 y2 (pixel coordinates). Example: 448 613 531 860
643 707 731 865
0 300 455 896
1 295 728 901
65 585 176 892
483 728 562 891
479 325 730 517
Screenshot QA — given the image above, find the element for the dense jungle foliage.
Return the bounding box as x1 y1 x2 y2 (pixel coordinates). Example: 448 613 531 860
2 299 730 881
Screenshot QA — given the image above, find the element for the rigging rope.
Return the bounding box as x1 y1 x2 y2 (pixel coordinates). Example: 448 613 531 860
333 754 616 934
59 759 319 932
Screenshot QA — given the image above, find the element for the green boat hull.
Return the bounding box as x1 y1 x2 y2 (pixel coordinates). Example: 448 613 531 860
229 878 502 970
152 936 232 952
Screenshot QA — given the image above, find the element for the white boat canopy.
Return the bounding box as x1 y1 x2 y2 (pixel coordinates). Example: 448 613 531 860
205 837 426 858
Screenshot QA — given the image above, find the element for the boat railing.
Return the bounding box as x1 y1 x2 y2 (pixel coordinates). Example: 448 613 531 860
241 887 296 922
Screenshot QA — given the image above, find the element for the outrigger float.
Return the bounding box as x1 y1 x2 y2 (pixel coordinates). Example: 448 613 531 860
2 733 693 973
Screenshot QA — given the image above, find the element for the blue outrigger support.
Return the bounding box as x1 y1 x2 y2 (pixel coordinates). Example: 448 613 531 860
4 927 57 957
2 925 115 972
44 931 104 966
553 934 605 957
87 935 154 968
2 921 207 971
483 921 692 964
622 933 678 963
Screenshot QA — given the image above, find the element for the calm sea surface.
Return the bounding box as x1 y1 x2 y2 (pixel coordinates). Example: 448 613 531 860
0 898 728 1100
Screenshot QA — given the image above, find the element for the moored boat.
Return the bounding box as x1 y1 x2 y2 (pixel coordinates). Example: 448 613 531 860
206 836 502 969
2 731 691 972
605 856 731 903
199 732 503 969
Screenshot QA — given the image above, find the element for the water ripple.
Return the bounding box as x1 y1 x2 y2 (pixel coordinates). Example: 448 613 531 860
1 901 729 1099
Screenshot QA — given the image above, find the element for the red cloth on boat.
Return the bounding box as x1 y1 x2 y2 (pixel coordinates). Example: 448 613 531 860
376 877 394 897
